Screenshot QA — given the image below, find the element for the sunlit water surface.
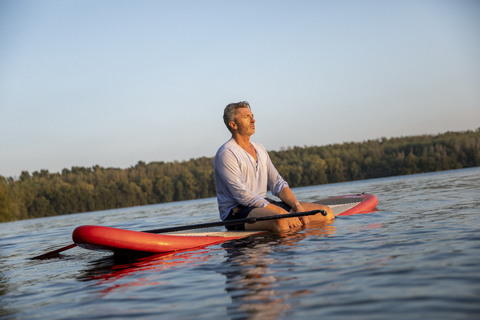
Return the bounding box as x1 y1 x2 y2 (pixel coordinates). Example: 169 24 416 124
1 168 479 319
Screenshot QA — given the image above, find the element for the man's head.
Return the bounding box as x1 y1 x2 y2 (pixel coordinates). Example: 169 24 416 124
223 101 251 133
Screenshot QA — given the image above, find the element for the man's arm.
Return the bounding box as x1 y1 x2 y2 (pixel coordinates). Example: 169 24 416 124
276 187 309 225
277 187 305 213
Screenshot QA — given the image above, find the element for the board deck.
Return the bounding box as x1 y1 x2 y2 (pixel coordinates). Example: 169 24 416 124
315 193 378 216
72 193 378 255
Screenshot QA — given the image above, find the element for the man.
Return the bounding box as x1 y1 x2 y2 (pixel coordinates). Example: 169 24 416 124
214 101 334 232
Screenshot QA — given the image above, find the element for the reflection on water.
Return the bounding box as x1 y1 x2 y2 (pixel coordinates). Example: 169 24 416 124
79 249 213 297
220 222 336 320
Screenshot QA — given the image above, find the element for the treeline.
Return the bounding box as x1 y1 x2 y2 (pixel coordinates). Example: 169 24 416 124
1 129 479 222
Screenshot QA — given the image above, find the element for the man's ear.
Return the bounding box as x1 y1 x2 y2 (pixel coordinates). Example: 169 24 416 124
229 121 237 130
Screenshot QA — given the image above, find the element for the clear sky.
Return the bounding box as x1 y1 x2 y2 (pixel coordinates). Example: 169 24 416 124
1 0 479 178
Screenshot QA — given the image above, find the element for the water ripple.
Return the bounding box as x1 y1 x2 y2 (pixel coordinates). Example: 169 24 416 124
1 168 479 319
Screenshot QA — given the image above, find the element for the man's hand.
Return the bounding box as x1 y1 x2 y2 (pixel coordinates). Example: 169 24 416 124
277 187 311 226
286 216 303 228
265 203 303 228
292 202 310 225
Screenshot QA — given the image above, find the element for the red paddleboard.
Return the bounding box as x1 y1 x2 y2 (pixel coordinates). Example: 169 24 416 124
73 193 378 255
73 226 263 255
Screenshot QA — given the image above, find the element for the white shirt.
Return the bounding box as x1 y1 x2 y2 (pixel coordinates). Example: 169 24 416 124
214 138 289 220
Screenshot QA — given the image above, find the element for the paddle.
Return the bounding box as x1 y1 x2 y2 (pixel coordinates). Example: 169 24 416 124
143 209 326 233
31 209 325 259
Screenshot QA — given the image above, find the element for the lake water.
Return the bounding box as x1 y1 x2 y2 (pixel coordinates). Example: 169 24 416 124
1 167 479 320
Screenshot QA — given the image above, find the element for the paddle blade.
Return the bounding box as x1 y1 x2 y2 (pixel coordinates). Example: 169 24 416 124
30 244 76 260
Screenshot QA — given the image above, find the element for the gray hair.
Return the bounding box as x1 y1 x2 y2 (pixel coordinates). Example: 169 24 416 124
223 101 251 132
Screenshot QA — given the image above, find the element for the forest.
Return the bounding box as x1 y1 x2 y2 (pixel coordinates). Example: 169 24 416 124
1 129 479 222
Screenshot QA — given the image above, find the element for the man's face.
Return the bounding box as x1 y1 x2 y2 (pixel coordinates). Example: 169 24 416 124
231 107 255 136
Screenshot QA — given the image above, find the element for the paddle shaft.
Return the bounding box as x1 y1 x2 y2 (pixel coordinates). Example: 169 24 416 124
31 209 325 259
143 209 326 234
